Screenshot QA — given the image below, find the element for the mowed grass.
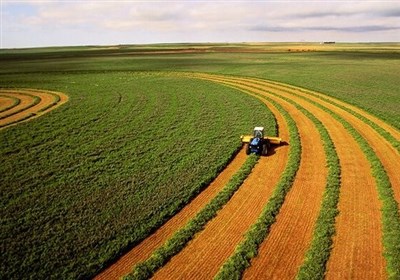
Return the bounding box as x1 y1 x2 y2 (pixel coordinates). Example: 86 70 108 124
0 72 276 279
1 43 399 279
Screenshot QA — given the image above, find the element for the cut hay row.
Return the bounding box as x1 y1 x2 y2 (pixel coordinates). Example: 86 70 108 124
195 75 332 279
200 75 340 279
212 89 303 280
115 75 292 280
193 74 399 279
124 154 260 280
255 79 400 147
0 91 39 120
0 89 68 129
95 149 248 280
0 95 20 113
150 91 290 280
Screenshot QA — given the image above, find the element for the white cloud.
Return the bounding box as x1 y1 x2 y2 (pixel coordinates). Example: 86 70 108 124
2 0 400 48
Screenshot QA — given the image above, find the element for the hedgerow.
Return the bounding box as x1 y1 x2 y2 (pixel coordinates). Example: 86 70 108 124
124 154 259 280
214 91 301 280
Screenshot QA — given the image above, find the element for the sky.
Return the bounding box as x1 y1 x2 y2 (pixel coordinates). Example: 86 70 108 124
1 0 400 48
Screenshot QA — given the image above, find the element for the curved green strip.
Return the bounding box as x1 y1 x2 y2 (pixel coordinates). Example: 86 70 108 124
214 91 301 280
254 79 400 153
124 154 259 280
0 92 40 120
0 95 21 114
254 78 400 279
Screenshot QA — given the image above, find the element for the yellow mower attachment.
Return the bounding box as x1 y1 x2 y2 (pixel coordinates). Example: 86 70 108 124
240 127 282 156
240 135 282 145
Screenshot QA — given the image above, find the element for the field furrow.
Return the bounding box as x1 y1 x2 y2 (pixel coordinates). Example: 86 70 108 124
151 96 290 280
196 74 390 279
0 95 19 113
95 148 248 280
240 92 327 279
0 89 68 129
246 79 400 208
0 92 35 120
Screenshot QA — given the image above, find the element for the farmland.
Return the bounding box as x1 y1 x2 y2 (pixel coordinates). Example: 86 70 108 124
1 43 400 279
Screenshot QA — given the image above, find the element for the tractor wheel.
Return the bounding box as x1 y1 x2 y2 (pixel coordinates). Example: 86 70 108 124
262 143 268 156
246 144 251 155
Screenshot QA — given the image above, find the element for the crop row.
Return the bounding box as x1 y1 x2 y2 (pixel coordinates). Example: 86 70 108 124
294 92 400 279
240 76 400 278
245 87 341 279
125 154 259 280
252 79 400 153
0 94 21 114
214 92 301 279
0 92 40 120
195 75 340 279
0 72 276 279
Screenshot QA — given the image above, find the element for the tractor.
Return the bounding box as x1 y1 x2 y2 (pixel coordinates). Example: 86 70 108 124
240 127 282 156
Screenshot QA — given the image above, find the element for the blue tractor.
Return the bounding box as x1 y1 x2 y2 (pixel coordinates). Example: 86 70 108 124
241 127 281 156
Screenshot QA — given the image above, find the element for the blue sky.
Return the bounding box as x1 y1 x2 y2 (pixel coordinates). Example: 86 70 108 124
1 0 400 48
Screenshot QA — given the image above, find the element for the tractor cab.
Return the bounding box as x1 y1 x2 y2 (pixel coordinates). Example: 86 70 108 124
253 127 264 139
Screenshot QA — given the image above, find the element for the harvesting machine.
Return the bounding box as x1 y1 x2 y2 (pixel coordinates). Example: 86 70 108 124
241 127 282 156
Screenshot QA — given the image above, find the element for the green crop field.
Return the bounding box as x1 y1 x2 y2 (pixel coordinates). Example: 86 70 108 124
1 43 399 279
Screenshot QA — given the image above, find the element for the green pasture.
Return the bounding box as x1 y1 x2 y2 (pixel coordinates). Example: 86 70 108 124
1 43 399 279
0 71 275 279
1 43 399 129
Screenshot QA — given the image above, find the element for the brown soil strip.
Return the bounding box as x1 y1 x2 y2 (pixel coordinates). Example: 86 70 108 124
277 83 400 210
211 77 386 279
264 80 400 141
95 149 248 280
0 92 34 120
0 95 17 112
152 97 290 280
241 91 327 279
244 78 400 214
0 89 68 129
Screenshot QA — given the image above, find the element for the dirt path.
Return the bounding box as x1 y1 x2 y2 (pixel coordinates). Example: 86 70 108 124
199 75 387 279
0 89 68 129
152 96 290 280
95 149 248 280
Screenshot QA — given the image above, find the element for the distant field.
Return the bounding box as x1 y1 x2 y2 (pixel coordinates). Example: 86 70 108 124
2 42 399 128
1 43 399 279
